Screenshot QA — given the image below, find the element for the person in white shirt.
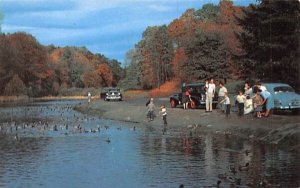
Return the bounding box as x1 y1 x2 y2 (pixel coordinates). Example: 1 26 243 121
220 92 231 117
256 82 267 92
206 78 215 112
218 82 227 112
236 91 247 116
244 81 252 97
159 104 168 134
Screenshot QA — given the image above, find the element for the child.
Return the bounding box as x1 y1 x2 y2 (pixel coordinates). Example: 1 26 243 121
252 89 263 118
160 104 168 133
236 91 247 116
220 92 231 117
147 98 155 121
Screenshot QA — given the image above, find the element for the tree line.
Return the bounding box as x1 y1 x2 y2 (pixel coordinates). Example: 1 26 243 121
0 0 299 96
0 32 124 96
121 0 299 90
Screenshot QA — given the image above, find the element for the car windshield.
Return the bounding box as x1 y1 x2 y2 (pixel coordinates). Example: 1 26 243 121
273 86 294 93
191 86 204 94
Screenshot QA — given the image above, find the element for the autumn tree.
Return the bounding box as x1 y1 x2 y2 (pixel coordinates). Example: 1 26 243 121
4 74 27 96
0 34 23 94
171 47 187 82
8 32 52 96
95 63 113 87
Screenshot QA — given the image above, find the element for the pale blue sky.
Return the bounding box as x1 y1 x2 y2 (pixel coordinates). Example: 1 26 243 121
0 0 255 64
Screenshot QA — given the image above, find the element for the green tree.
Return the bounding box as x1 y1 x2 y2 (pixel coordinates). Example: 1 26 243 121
108 59 124 87
194 3 219 22
119 49 142 90
182 30 229 82
138 25 174 89
237 0 300 88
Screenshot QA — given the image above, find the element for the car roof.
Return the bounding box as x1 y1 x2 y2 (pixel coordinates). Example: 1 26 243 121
185 82 205 87
262 83 291 88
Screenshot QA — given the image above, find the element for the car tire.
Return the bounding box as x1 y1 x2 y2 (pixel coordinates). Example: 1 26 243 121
292 109 300 115
170 99 177 108
190 99 197 109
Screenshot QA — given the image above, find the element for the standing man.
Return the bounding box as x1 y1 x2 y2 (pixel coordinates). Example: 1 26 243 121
206 78 215 112
88 92 91 103
147 98 155 121
218 82 227 112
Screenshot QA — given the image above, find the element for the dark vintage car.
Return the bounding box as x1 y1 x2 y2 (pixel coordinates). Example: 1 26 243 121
169 82 218 109
101 88 122 101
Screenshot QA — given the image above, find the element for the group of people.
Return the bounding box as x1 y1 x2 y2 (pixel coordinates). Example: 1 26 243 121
181 78 274 118
219 80 274 118
143 79 275 132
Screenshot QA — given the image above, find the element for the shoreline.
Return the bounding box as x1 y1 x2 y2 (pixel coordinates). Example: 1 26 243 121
74 96 300 151
0 95 100 103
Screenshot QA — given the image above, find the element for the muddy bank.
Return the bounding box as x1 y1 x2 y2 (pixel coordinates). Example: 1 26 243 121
74 97 300 150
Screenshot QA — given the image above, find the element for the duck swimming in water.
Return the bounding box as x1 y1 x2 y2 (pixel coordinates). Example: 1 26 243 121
239 162 250 171
204 180 221 188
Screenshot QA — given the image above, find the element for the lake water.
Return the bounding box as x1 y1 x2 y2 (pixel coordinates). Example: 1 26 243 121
0 100 299 188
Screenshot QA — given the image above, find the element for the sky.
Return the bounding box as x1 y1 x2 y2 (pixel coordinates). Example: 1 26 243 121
0 0 255 64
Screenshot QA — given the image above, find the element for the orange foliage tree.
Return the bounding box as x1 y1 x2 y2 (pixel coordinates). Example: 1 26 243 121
95 63 113 87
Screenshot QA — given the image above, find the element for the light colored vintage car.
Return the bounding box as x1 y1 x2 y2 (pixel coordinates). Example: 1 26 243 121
263 83 300 114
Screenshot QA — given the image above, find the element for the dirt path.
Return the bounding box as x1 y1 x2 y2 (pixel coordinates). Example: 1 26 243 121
74 96 300 150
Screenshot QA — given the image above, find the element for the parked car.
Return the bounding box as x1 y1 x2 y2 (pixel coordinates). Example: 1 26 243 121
102 88 122 101
169 82 218 109
263 83 300 114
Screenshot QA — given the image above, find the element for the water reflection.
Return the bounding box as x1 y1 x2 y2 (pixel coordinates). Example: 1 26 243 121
0 100 299 187
138 130 300 187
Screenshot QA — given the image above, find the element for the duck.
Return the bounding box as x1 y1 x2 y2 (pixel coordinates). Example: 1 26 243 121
105 137 111 143
229 165 237 175
244 149 250 156
239 162 250 171
217 172 228 180
204 180 221 188
53 125 58 131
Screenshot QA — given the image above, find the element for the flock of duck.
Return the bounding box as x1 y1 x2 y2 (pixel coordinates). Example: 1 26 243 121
0 103 280 188
0 104 137 143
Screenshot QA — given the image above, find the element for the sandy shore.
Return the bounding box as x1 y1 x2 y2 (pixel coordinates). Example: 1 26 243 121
74 96 300 150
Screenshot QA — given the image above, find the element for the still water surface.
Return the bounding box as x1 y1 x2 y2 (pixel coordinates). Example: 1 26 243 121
0 100 299 188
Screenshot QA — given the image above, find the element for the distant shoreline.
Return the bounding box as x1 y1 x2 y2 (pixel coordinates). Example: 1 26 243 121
0 95 100 103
